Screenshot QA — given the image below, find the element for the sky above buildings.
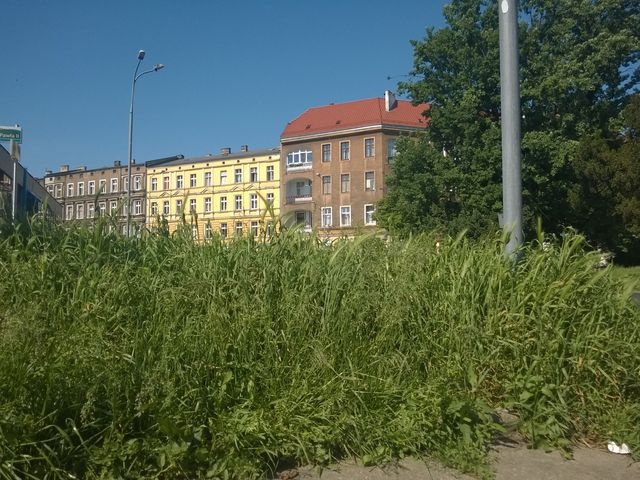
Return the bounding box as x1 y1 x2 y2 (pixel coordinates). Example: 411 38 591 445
2 0 448 176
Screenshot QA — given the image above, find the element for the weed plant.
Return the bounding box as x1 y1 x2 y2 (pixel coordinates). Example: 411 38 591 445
0 216 639 479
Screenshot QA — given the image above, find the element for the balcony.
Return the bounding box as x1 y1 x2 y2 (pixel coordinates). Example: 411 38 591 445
285 179 312 205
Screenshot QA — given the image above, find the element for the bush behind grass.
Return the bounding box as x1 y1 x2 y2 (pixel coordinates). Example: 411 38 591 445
0 218 639 478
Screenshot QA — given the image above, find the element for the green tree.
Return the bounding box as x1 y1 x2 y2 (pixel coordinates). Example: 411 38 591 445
568 95 640 263
378 0 640 240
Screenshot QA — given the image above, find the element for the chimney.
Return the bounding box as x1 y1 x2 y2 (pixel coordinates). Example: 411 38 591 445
240 145 249 152
114 160 121 167
132 159 136 165
220 147 231 155
79 166 87 171
60 164 69 172
45 169 52 175
384 90 398 112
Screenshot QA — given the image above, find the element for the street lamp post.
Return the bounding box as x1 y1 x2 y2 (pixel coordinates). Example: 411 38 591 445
127 49 164 236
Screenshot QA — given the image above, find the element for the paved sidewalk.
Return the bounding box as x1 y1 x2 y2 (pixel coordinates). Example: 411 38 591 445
286 444 639 480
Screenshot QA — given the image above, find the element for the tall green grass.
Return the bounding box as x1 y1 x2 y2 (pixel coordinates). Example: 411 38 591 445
0 217 639 479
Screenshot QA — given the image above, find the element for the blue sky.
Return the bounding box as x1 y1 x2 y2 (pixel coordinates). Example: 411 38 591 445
2 0 447 176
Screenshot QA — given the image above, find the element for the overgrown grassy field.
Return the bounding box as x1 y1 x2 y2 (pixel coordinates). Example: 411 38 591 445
1 219 639 479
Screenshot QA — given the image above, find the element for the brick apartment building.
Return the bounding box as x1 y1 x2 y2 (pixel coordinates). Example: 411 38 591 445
280 91 428 237
42 160 147 233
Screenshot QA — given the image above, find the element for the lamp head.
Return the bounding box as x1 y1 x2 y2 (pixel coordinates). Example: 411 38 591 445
153 64 165 71
137 50 146 60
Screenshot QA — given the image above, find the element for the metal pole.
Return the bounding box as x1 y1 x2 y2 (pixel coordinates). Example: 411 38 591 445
11 139 17 221
499 0 523 257
127 57 142 237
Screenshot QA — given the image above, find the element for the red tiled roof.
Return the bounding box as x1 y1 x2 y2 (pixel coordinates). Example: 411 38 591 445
281 97 429 140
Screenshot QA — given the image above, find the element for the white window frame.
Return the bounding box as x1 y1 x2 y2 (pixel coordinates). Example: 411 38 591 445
77 182 84 196
250 167 258 182
88 181 95 195
340 141 350 161
204 223 212 240
54 184 62 198
204 197 212 213
189 173 197 188
286 149 313 168
134 175 142 191
340 173 350 193
151 177 158 191
340 205 351 227
99 202 106 215
99 179 106 194
364 137 375 157
176 175 183 189
189 198 197 212
163 201 169 215
364 204 376 225
110 178 118 193
76 203 84 219
67 183 74 197
220 196 227 211
235 221 243 236
250 220 258 236
87 202 95 218
176 199 183 214
250 193 258 210
151 202 158 215
266 192 274 206
204 172 212 187
234 168 242 183
66 204 73 220
220 171 228 185
234 194 242 211
163 176 170 190
220 223 228 238
266 165 275 181
134 199 142 215
110 200 118 214
365 171 375 191
321 206 332 228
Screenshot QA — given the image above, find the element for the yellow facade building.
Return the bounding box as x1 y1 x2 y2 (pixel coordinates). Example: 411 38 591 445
145 146 280 240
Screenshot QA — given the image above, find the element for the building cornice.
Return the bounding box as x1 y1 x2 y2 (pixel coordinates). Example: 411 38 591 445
280 124 424 144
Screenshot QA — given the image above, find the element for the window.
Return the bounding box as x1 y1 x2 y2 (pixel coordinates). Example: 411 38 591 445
204 172 212 186
176 175 183 189
110 178 118 193
151 177 158 191
87 203 95 218
110 200 117 214
122 176 129 192
220 223 228 238
220 196 227 211
250 167 258 182
190 173 197 188
286 150 312 167
77 204 84 219
67 183 74 197
190 198 196 212
235 221 243 236
387 139 397 163
134 199 142 215
266 165 274 181
365 171 375 191
163 201 169 215
54 184 62 198
234 195 242 211
66 204 73 220
266 192 274 206
364 204 376 225
163 176 170 190
88 181 95 195
176 199 183 214
151 202 158 215
77 182 84 196
321 207 332 227
134 175 142 191
340 141 350 160
249 193 258 210
204 223 212 240
220 171 227 185
341 174 350 193
99 179 106 193
322 143 331 162
250 221 258 236
340 205 351 227
364 138 375 157
191 225 198 240
99 202 106 215
204 197 212 213
322 176 331 194
234 168 242 183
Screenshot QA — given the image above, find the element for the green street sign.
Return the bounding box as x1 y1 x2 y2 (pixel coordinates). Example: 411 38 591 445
0 126 22 143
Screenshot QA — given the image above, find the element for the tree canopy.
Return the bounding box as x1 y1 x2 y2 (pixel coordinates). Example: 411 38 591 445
376 0 640 259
